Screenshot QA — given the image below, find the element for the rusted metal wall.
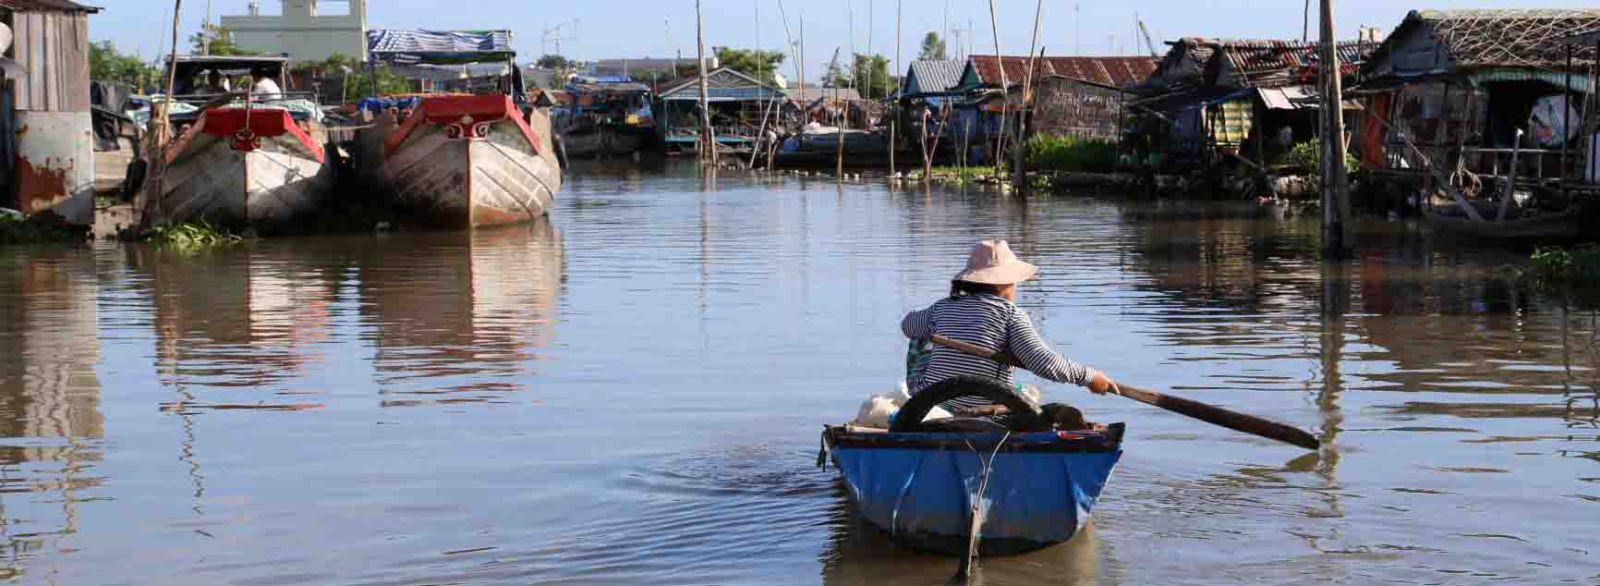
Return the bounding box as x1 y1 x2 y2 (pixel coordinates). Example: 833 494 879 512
1031 77 1125 142
8 10 94 225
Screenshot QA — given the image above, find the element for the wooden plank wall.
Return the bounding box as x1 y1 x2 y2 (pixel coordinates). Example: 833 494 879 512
12 11 91 113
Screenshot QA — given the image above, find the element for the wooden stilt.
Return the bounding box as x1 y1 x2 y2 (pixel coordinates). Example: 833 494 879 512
695 0 716 167
1318 0 1350 256
986 0 1008 177
1012 0 1044 190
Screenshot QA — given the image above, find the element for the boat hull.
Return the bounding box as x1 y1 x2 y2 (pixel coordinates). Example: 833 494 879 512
148 108 330 227
381 95 561 228
1424 207 1581 240
560 125 651 158
823 425 1122 556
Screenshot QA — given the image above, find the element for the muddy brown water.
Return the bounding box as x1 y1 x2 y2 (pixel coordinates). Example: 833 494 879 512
1 163 1596 584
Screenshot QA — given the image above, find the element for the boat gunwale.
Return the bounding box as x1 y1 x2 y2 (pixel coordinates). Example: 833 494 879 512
823 424 1124 454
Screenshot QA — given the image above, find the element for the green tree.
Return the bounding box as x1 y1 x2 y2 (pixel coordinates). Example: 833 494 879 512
189 24 262 56
918 32 948 61
849 53 895 98
712 47 786 85
90 40 157 87
535 54 570 69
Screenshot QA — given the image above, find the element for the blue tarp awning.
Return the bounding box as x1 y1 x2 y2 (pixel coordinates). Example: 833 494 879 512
367 30 515 65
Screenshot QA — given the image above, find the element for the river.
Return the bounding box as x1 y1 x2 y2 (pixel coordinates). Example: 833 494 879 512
0 163 1595 584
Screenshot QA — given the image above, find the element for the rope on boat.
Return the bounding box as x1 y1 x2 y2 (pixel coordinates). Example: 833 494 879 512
958 430 1011 580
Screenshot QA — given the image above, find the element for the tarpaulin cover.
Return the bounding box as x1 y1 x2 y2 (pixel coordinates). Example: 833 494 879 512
367 29 515 65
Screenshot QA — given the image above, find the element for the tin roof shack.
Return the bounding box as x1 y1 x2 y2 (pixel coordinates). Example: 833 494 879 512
1359 10 1600 197
1028 75 1127 143
656 67 784 154
1130 38 1370 171
783 86 861 128
951 55 1157 165
1 0 99 226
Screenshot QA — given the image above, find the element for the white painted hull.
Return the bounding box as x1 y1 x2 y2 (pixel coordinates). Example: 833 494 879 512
155 134 331 226
381 119 562 228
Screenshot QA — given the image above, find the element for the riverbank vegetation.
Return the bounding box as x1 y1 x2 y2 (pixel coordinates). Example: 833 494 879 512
0 212 82 245
1025 135 1117 173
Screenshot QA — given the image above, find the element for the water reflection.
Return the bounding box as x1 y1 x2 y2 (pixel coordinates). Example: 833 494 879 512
355 222 564 405
131 244 339 399
0 248 105 577
820 498 1101 585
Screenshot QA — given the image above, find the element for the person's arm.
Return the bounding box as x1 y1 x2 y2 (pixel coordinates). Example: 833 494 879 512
901 305 933 339
1006 307 1099 387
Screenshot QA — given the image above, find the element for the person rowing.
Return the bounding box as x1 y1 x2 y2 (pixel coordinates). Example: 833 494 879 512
900 240 1118 422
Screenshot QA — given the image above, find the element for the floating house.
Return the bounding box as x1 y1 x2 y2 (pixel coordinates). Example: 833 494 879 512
947 55 1157 164
783 86 861 126
557 75 657 158
1359 9 1599 189
1 0 99 226
656 67 785 154
1132 38 1371 169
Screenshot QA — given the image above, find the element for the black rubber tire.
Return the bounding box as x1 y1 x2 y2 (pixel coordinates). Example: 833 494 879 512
891 376 1048 433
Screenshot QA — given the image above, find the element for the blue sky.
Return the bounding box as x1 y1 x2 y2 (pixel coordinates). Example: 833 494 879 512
91 0 1592 83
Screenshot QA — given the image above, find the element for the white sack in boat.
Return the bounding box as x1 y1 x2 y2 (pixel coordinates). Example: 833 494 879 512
849 381 952 429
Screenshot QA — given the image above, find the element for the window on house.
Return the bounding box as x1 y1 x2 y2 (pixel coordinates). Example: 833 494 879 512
315 0 351 16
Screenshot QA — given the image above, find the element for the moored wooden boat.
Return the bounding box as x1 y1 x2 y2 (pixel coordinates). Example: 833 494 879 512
823 423 1123 556
147 107 332 227
1424 206 1581 240
380 94 562 227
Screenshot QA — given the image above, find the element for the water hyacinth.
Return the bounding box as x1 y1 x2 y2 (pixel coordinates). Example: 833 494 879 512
142 219 243 251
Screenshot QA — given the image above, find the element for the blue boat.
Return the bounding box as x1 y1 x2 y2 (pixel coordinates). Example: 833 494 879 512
821 376 1124 556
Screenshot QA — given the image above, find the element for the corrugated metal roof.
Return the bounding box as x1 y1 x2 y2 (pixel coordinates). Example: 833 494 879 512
0 0 99 12
785 87 860 102
658 67 784 100
903 60 962 95
967 56 1158 89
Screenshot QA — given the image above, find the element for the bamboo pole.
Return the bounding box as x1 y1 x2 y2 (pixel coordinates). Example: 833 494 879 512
1012 0 1044 189
140 0 185 229
695 0 716 167
889 0 900 177
986 0 1008 177
1319 0 1350 256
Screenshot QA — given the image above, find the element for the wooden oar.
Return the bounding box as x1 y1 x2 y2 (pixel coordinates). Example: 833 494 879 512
929 334 1321 450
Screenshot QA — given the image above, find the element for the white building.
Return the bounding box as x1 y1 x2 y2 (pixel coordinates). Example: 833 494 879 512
220 0 368 61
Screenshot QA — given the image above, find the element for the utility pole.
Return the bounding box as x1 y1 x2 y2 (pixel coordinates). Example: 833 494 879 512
1320 0 1350 256
696 0 716 167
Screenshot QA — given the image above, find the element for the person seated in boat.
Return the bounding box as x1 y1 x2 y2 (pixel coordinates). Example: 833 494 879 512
195 70 230 96
901 240 1118 422
249 68 283 102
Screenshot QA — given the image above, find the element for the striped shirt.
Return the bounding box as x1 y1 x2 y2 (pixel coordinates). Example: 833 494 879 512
901 293 1097 411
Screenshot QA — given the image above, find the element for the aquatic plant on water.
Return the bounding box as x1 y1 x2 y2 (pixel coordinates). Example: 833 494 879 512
1024 134 1117 173
142 220 243 250
1527 245 1600 285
